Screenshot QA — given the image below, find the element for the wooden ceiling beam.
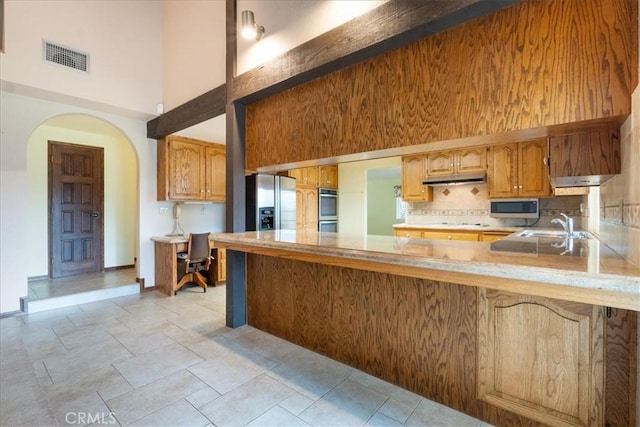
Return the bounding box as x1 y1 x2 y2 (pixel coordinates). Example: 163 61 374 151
233 0 520 104
147 0 520 139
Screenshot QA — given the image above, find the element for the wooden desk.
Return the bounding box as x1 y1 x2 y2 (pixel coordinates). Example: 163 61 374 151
152 237 225 296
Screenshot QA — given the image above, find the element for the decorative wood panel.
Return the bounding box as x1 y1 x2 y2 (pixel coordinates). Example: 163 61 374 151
477 289 604 426
245 0 636 170
605 307 638 427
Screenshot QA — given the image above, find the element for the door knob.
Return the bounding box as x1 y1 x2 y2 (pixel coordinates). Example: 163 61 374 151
90 211 100 218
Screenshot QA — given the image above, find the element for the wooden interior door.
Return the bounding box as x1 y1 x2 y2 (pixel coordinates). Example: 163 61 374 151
49 141 104 278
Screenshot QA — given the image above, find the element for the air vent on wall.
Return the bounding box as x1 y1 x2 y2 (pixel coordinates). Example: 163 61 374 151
43 41 89 73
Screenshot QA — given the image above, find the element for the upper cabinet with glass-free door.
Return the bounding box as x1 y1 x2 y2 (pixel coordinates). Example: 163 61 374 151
157 135 226 202
487 139 551 198
401 154 433 202
426 147 486 176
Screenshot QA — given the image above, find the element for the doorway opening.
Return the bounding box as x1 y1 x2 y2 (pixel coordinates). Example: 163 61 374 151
27 114 139 307
366 166 402 236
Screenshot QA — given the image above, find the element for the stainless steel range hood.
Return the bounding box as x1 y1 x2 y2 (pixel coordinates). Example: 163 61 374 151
422 172 487 186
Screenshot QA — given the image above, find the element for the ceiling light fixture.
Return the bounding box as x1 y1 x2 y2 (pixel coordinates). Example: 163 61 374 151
241 10 265 41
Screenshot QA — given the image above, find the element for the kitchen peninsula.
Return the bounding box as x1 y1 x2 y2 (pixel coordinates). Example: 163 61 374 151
212 229 638 426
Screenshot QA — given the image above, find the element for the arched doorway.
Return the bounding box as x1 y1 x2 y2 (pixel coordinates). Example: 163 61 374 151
26 114 139 303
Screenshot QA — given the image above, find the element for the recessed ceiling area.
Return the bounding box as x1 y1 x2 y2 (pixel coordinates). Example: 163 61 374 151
173 114 226 144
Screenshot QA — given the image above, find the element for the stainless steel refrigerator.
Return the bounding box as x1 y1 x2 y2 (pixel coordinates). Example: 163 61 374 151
246 174 297 231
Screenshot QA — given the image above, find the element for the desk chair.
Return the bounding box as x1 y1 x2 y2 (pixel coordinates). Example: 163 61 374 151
175 233 213 295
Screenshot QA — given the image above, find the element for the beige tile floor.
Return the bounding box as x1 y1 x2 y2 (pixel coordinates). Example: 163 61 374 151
1 283 490 426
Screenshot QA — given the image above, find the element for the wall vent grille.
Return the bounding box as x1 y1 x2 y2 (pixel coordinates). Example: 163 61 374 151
43 41 89 73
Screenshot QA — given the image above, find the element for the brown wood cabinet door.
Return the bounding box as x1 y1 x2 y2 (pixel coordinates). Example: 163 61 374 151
295 187 318 229
205 145 225 202
305 167 319 187
318 165 338 188
295 187 306 229
49 142 104 278
457 147 487 173
289 167 319 187
401 155 432 201
217 248 226 282
487 143 518 198
288 168 304 183
304 188 318 228
426 151 455 176
518 139 551 197
478 289 604 426
168 138 205 200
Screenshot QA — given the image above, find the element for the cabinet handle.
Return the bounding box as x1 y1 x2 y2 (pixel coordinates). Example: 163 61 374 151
513 185 518 189
519 185 523 189
448 235 452 240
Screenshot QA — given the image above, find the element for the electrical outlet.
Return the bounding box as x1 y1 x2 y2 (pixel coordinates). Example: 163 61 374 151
159 207 169 215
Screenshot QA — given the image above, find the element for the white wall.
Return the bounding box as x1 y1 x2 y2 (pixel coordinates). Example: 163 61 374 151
338 157 401 235
26 119 138 276
367 175 402 236
1 0 162 117
162 0 226 111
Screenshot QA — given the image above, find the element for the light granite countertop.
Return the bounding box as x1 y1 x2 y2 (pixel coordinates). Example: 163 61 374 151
151 235 193 244
210 229 640 311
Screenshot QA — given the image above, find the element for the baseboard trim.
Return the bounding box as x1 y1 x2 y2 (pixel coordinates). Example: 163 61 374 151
0 309 24 318
105 264 135 272
138 278 156 293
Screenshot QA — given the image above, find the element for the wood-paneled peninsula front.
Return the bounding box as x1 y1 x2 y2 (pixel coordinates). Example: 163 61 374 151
212 230 638 426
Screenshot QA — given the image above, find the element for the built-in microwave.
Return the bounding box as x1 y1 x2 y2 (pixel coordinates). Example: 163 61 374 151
489 198 539 219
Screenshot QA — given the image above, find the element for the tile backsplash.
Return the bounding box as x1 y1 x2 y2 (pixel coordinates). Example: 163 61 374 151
596 83 639 267
406 183 586 229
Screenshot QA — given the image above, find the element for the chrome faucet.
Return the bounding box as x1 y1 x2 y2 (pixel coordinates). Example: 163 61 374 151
551 213 574 236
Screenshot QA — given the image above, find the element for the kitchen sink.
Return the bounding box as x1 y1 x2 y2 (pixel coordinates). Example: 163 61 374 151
516 229 591 240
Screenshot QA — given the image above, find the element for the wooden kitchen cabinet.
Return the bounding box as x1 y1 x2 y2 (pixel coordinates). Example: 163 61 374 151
289 167 319 187
157 135 226 202
289 165 338 189
204 145 225 202
394 228 424 238
215 247 226 282
487 139 551 198
296 187 318 230
401 155 433 201
423 231 480 241
478 288 604 426
549 128 620 186
318 165 338 188
426 147 486 176
480 231 511 243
